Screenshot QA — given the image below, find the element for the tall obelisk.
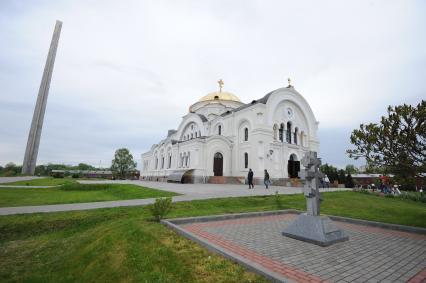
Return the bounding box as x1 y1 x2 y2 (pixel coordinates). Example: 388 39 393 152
22 20 62 175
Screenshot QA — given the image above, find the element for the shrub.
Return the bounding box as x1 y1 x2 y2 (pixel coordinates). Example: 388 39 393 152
71 173 80 178
274 191 283 209
149 197 173 222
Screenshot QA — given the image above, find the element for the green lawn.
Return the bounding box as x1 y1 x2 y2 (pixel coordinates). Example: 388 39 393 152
0 192 425 283
0 183 178 207
0 177 75 186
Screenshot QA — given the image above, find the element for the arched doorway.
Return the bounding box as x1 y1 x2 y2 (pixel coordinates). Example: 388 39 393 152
213 152 223 176
288 154 300 178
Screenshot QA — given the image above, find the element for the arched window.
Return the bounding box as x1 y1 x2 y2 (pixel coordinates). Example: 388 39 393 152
294 127 298 145
244 128 248 141
279 123 284 142
155 157 158 169
168 154 172 168
273 124 278 140
161 156 164 169
244 152 248 168
218 125 222 135
286 122 292 143
195 132 197 138
191 133 193 139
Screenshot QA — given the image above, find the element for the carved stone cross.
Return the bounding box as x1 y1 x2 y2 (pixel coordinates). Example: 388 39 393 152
299 151 324 216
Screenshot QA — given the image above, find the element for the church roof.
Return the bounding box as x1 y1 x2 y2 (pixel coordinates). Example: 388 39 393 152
198 91 241 103
220 89 275 117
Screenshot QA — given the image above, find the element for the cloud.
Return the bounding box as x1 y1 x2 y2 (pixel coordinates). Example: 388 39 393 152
0 0 425 168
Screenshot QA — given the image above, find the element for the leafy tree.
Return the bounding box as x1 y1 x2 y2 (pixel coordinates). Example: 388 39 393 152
337 169 346 184
345 173 354 188
77 163 95 171
111 148 137 179
345 164 359 175
347 101 425 189
320 163 338 183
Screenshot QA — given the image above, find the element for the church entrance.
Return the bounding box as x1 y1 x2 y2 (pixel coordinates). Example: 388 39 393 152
288 154 300 178
213 152 223 176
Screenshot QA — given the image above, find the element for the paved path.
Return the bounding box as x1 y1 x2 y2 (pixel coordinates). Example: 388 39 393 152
0 176 41 184
0 185 58 188
0 180 348 216
178 213 426 283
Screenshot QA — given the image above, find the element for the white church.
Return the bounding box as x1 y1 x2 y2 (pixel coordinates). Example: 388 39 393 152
141 79 319 185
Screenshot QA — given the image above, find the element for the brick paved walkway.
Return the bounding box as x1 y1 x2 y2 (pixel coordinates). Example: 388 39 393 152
179 214 426 283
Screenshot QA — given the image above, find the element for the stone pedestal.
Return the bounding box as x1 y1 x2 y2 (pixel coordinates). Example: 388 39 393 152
282 214 349 247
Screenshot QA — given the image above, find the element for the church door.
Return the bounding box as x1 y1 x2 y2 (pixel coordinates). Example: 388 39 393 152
287 154 300 178
213 152 223 176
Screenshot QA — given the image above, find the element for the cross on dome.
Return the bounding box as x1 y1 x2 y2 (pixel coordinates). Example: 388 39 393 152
218 79 224 92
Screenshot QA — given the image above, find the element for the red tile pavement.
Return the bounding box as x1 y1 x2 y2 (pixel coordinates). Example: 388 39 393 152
408 267 426 283
185 219 327 283
181 214 426 283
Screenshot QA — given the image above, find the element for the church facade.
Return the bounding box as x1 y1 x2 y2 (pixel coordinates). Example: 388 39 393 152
140 80 319 185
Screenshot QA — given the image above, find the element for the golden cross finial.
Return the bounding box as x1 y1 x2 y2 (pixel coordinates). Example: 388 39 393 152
218 79 224 92
288 78 292 87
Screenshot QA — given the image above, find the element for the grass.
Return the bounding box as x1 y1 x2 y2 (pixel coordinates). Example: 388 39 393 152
0 191 424 282
0 177 76 186
0 183 178 207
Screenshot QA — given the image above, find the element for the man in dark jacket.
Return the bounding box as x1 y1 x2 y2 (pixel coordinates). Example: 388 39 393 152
247 168 254 189
264 169 270 189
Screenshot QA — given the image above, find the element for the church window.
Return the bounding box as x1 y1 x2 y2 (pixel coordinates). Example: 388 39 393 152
195 132 197 138
244 152 248 168
218 125 222 135
294 127 298 145
191 124 194 130
161 156 164 169
273 124 278 140
286 122 292 143
244 128 248 141
168 154 172 168
279 123 284 142
191 133 193 139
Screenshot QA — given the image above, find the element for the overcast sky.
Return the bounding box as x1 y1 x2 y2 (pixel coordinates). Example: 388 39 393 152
0 0 425 169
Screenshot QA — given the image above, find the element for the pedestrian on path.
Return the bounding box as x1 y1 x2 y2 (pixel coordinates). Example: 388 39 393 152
247 169 254 189
264 169 270 189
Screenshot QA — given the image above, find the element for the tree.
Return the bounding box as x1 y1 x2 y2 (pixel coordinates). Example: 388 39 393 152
345 164 359 175
77 163 95 171
320 163 338 183
347 101 425 189
345 173 354 188
337 169 346 184
111 148 137 179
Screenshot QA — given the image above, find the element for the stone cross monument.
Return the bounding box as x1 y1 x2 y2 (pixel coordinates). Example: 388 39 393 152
282 151 349 246
22 20 62 175
300 151 324 216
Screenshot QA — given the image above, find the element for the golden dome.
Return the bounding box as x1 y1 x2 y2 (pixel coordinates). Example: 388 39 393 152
198 91 241 102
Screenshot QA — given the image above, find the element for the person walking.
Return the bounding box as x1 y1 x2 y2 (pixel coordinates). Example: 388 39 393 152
264 169 270 189
247 168 254 189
